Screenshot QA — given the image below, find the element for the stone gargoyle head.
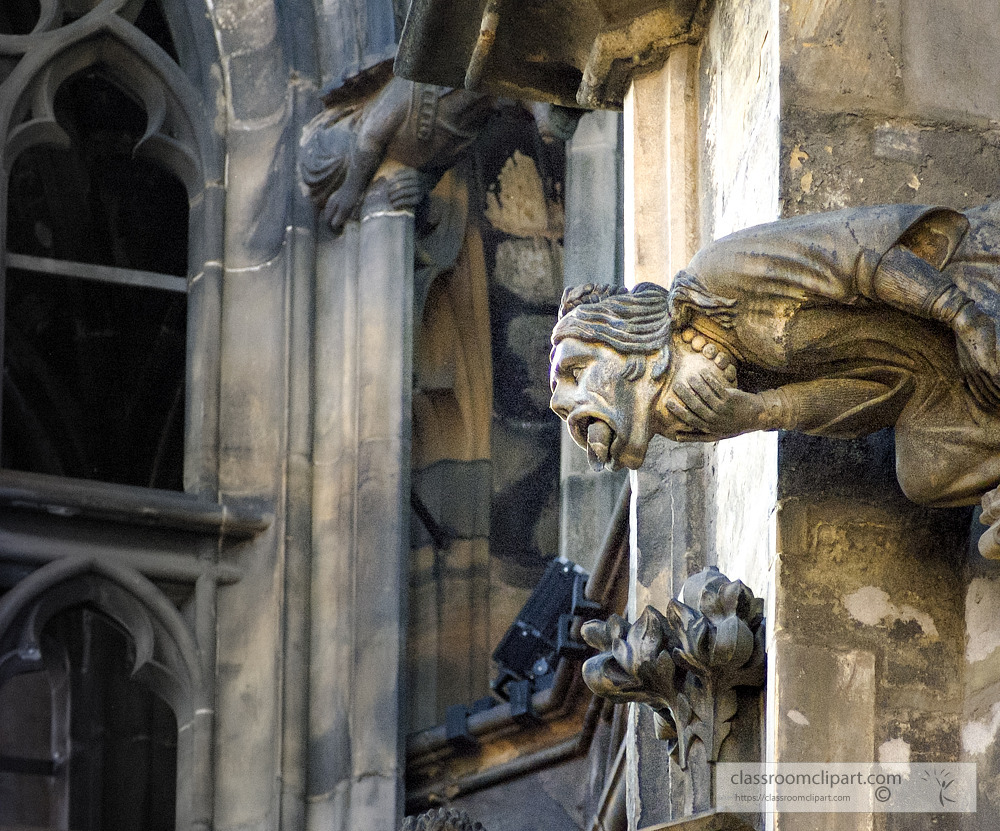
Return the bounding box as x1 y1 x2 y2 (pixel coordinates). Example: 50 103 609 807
549 282 738 470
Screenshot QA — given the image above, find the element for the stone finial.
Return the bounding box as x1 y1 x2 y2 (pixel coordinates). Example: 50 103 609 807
401 808 488 831
580 567 765 769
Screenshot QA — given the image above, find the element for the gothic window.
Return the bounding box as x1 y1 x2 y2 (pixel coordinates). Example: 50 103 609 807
5 70 189 488
0 0 214 491
0 2 222 829
0 560 209 831
1 609 178 830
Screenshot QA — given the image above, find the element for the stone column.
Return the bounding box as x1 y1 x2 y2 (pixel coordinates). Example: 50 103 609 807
620 10 780 827
208 2 294 829
561 109 627 573
308 176 413 831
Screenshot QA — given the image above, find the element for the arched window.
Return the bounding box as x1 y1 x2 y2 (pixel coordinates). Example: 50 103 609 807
0 3 224 829
0 558 209 831
0 0 220 493
5 68 190 488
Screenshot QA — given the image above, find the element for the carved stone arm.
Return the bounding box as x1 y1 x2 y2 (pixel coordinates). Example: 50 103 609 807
870 244 1000 408
662 370 904 443
756 376 912 438
319 78 413 231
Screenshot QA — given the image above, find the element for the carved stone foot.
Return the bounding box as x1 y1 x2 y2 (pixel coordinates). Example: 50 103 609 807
978 486 1000 558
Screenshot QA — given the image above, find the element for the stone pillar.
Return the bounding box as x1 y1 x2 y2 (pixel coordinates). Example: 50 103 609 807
308 176 413 831
314 0 400 92
208 3 294 829
561 109 627 573
620 8 780 828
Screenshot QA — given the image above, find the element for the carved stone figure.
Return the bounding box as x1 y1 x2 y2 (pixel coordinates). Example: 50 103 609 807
550 203 1000 528
401 808 487 831
301 69 580 232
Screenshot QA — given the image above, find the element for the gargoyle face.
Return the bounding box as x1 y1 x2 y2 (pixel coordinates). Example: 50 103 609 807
549 338 665 471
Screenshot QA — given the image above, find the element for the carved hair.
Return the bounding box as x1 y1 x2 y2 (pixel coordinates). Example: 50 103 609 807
400 808 487 831
551 282 672 380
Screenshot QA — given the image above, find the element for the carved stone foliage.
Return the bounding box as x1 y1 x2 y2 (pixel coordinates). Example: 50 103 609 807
549 203 1000 535
401 808 487 831
581 567 764 769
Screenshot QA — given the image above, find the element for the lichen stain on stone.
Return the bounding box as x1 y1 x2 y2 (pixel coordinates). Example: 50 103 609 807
965 577 1000 663
877 737 910 764
787 709 810 726
211 0 276 48
962 701 1000 756
841 585 939 639
789 144 809 170
485 150 561 238
212 64 227 137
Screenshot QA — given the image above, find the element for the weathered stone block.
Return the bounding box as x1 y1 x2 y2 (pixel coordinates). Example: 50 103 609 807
781 0 902 112
493 238 564 306
901 0 1000 118
506 313 562 412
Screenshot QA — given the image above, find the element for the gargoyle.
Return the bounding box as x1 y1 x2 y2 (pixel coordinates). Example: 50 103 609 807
300 69 581 232
549 203 1000 538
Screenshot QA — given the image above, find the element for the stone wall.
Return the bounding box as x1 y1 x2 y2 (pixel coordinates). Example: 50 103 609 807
617 0 1000 829
620 1 780 825
774 2 1000 828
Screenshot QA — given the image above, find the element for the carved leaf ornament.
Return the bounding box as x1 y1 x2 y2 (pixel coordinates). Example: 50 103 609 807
581 567 765 768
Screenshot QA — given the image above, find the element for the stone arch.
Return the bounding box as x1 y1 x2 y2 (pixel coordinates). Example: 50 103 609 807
0 556 211 829
0 15 220 195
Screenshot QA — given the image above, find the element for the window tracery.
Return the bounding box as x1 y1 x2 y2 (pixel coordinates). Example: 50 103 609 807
0 0 215 489
0 3 225 829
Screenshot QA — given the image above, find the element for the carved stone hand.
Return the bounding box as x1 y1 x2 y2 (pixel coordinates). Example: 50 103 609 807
664 368 766 441
388 168 425 212
321 187 360 232
953 301 1000 409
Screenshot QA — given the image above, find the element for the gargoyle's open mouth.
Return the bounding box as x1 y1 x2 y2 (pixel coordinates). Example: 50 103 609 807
569 414 618 472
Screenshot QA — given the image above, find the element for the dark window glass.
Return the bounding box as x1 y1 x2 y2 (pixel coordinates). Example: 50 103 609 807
3 70 188 489
3 268 187 488
0 0 40 35
7 73 189 275
134 1 179 64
